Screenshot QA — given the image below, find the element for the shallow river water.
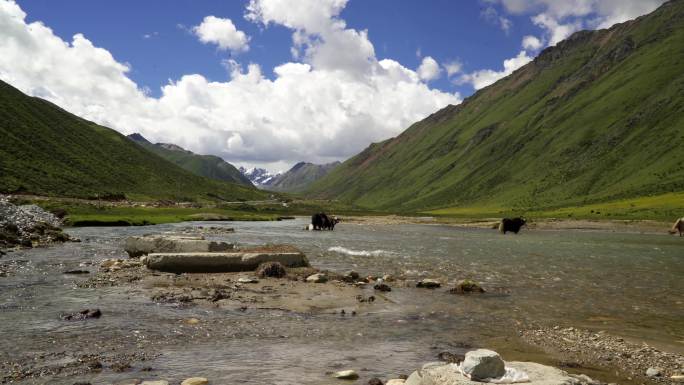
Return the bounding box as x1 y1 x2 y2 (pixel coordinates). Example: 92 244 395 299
1 218 682 384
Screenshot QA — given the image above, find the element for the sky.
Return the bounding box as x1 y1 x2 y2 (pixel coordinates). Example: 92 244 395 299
0 0 666 172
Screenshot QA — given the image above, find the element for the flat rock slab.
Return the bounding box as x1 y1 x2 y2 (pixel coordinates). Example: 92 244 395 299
405 362 578 385
125 235 234 258
144 252 310 273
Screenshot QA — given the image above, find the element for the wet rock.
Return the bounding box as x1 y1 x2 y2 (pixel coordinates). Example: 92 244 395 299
437 351 465 363
646 367 662 377
184 318 200 325
306 273 328 283
671 375 684 382
144 251 309 273
256 261 287 278
237 277 259 283
124 235 234 258
416 279 441 289
374 283 392 292
461 349 505 380
406 361 576 385
343 271 360 282
449 279 485 294
334 370 359 380
62 308 102 321
367 378 384 385
181 378 209 385
63 269 90 275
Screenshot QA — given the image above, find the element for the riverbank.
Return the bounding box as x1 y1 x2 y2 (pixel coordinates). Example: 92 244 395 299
342 215 674 234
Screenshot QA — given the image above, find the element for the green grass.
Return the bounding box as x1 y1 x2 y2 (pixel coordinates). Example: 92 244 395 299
428 192 684 222
266 161 341 193
0 80 266 202
30 198 378 227
307 2 684 216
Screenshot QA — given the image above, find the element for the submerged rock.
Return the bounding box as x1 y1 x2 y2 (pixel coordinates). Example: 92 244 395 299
450 279 485 294
374 283 392 292
62 308 102 321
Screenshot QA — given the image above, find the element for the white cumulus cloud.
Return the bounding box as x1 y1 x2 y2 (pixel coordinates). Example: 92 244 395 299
521 35 543 51
443 60 463 77
193 16 250 52
457 50 532 90
417 56 441 82
0 0 459 171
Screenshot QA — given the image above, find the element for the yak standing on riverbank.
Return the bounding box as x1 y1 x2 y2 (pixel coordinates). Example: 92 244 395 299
669 217 683 236
499 217 526 234
311 213 340 231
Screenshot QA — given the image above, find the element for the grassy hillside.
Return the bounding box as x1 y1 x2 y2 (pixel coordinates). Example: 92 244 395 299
0 80 266 202
308 1 684 215
128 134 253 187
266 161 340 193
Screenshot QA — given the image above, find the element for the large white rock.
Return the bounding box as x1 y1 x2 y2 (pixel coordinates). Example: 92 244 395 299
461 349 505 380
124 235 234 258
405 361 580 385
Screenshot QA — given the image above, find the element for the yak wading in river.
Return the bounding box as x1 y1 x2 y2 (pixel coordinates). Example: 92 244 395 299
499 217 527 234
311 213 340 231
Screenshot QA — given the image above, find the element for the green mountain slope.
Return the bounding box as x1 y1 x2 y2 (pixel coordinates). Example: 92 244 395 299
0 80 265 201
266 161 340 193
308 1 684 212
127 134 253 187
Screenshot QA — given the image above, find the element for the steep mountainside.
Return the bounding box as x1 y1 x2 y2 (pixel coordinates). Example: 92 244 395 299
308 1 684 212
267 161 341 192
127 134 253 187
0 80 265 201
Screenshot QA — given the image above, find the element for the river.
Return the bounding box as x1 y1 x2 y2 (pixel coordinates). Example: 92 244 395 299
1 218 682 384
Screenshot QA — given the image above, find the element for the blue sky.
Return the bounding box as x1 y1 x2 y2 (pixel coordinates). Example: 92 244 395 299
3 0 665 171
17 0 536 97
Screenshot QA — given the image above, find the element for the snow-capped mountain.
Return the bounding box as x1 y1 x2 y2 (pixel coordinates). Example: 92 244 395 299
239 167 281 188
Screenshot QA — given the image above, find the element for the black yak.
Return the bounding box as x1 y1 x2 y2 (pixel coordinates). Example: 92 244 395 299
499 217 526 234
311 213 340 231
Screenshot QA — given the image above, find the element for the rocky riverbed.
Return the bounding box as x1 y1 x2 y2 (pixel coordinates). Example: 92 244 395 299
0 195 74 252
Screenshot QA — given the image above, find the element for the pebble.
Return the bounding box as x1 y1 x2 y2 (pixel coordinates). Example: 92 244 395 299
386 380 406 385
646 367 662 377
334 370 359 380
184 318 200 325
237 277 258 283
181 378 209 385
140 381 169 385
306 273 328 283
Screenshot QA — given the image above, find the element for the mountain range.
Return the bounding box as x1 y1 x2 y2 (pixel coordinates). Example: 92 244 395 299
128 134 253 187
0 79 265 202
308 0 684 213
